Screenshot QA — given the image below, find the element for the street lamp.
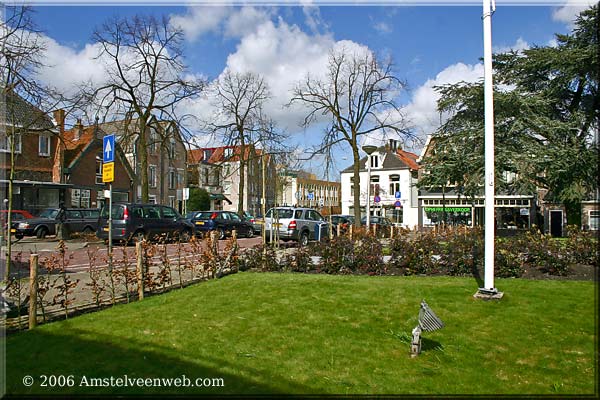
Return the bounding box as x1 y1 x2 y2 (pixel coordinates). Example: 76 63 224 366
362 145 377 229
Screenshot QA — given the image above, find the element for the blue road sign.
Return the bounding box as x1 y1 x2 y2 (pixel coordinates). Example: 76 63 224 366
395 191 401 199
103 134 115 163
394 200 402 208
307 192 314 200
374 195 381 203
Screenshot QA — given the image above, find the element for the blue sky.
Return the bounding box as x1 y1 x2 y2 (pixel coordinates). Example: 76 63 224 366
27 2 593 177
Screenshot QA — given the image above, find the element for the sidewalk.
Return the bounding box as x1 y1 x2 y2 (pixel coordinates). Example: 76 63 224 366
1 236 102 254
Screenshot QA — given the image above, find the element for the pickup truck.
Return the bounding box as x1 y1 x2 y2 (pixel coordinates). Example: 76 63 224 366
15 208 100 239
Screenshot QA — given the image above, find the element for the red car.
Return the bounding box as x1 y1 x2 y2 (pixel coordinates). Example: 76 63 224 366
1 210 35 238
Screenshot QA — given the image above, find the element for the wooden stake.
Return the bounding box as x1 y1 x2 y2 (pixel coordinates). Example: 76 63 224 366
136 242 144 300
28 254 38 329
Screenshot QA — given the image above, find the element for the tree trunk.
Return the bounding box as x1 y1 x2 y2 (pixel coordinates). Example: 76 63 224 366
138 118 149 203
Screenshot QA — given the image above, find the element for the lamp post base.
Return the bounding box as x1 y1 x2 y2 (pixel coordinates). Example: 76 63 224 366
474 288 504 300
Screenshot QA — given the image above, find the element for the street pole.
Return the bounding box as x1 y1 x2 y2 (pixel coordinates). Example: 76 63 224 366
262 152 267 253
108 183 113 271
362 145 377 229
478 0 502 298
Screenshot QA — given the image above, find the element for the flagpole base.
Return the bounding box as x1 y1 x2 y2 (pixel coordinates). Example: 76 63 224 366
474 288 504 300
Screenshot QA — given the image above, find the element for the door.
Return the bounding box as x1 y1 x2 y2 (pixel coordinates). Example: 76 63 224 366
65 210 84 232
161 206 180 236
143 205 163 239
228 212 247 236
550 210 563 237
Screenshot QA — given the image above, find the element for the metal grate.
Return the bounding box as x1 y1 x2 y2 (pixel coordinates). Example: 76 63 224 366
418 300 444 332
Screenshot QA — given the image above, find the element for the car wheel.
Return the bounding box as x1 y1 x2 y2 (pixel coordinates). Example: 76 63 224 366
217 228 226 240
180 229 192 242
299 231 309 247
36 227 48 239
246 228 254 238
82 226 94 234
15 233 24 240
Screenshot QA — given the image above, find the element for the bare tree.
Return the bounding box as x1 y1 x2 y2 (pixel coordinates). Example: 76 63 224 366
1 6 62 277
207 70 269 214
291 47 413 226
82 15 205 202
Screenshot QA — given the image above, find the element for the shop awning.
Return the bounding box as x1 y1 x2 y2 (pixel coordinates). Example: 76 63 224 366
209 193 232 205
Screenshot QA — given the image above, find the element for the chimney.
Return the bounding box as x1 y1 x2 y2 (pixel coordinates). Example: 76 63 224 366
52 109 66 183
74 118 83 141
389 139 398 152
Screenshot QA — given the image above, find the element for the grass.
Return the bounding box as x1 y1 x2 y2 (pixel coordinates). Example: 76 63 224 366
5 272 597 396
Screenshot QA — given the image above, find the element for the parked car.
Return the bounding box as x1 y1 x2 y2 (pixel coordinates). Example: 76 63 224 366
361 216 393 227
1 210 35 238
191 210 254 239
242 211 262 234
14 208 100 239
329 214 355 235
96 203 194 243
264 207 330 246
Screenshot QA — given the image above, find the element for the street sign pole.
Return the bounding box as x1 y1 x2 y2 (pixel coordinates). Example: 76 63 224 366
108 183 112 272
103 134 116 277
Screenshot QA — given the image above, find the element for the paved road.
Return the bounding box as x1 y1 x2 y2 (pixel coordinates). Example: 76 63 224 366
2 235 265 277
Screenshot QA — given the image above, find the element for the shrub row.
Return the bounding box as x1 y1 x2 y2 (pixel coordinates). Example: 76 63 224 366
240 225 597 279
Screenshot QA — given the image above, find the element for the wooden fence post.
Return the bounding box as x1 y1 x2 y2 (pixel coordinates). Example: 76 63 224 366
28 254 38 329
349 224 353 240
337 223 341 237
136 242 144 300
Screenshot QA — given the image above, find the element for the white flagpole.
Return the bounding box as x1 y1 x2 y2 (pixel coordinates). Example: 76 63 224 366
480 0 501 297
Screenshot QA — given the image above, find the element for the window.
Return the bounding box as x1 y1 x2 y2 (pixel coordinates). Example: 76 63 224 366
370 175 380 195
169 139 177 158
169 196 176 208
203 149 212 160
229 212 241 222
370 155 379 168
590 211 600 230
71 189 80 207
38 134 50 156
389 174 400 196
177 169 185 186
148 195 157 204
96 157 103 184
149 131 157 154
0 133 22 153
203 168 209 185
163 206 177 218
149 165 157 188
81 190 90 208
168 168 176 189
224 148 233 158
223 181 232 194
144 205 161 218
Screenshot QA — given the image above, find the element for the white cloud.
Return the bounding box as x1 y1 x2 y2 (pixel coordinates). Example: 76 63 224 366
224 6 273 38
493 37 529 54
373 21 392 35
552 0 596 27
402 62 484 148
169 6 231 42
220 18 339 133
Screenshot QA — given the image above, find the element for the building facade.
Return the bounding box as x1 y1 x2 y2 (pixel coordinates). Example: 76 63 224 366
279 171 341 215
340 140 420 227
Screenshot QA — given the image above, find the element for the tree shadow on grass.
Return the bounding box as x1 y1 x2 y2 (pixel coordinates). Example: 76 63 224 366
5 328 314 396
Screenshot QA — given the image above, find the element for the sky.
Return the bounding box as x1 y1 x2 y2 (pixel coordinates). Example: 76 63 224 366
16 0 597 178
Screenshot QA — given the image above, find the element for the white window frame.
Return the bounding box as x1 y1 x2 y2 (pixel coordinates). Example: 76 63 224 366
168 168 176 190
38 134 51 156
95 159 103 185
0 133 22 153
149 165 157 188
148 195 157 204
589 210 599 231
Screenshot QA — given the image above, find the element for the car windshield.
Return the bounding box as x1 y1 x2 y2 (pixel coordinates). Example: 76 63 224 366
266 209 294 219
38 209 59 219
100 205 124 219
185 212 199 219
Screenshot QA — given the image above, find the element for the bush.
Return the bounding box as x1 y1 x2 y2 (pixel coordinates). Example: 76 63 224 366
565 225 599 266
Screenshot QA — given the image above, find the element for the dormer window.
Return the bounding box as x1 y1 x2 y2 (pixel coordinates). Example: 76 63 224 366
224 148 233 158
370 154 379 168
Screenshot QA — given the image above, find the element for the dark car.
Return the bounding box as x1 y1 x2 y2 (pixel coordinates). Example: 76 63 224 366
361 216 393 227
15 208 100 239
96 203 194 243
242 211 262 234
191 210 254 239
1 210 35 238
329 214 355 235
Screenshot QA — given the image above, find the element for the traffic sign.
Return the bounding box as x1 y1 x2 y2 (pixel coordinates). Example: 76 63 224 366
319 198 324 207
307 192 314 200
394 200 402 208
103 134 115 163
374 195 381 203
395 191 401 199
102 162 114 183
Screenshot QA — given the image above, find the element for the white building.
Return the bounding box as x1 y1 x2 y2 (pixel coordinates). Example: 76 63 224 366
340 139 420 228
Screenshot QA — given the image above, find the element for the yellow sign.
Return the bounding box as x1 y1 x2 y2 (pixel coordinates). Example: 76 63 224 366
102 162 114 183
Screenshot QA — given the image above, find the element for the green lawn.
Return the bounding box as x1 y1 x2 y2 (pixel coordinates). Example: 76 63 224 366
5 273 597 396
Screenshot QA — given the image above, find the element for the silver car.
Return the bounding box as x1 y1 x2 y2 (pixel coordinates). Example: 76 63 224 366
264 207 329 246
